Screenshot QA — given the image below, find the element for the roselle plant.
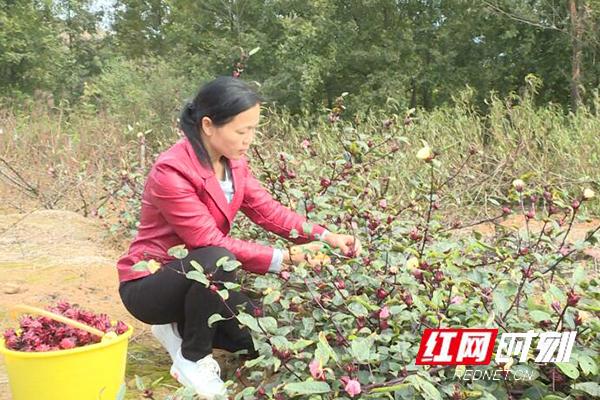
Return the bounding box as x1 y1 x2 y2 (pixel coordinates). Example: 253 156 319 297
141 132 599 400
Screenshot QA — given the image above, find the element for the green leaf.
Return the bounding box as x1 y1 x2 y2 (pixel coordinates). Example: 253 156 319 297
243 355 265 368
348 302 368 317
572 382 600 397
405 375 442 400
318 331 338 363
217 289 229 300
578 354 598 376
248 46 261 56
258 317 278 333
548 284 567 303
217 256 241 272
492 291 509 315
186 270 209 287
168 245 188 259
289 228 299 239
132 261 148 271
350 337 372 363
208 313 225 328
556 362 580 379
370 383 410 393
236 312 261 333
235 387 256 399
190 260 204 272
224 282 240 290
291 339 314 351
283 380 331 396
302 222 313 235
529 310 552 322
571 264 586 285
263 290 281 305
270 336 290 350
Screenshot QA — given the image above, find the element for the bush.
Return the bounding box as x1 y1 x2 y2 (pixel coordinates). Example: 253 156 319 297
139 137 599 399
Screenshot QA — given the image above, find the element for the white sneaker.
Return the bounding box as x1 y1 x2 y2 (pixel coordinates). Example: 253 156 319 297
170 349 227 399
151 323 182 361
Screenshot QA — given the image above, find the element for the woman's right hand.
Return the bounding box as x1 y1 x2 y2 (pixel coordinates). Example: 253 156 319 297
283 242 330 268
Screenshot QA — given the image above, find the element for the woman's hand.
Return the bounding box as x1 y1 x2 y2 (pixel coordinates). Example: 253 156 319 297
283 242 330 268
323 233 362 257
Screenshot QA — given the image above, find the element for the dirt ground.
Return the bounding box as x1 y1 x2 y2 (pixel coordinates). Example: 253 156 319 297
0 184 598 399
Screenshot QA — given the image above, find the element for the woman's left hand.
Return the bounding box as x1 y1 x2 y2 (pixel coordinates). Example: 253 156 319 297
323 233 362 258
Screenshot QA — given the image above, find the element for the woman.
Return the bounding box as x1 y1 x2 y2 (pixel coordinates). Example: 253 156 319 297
117 76 361 399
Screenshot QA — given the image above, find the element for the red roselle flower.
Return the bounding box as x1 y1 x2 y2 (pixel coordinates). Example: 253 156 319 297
378 306 390 319
412 269 424 282
309 359 326 380
280 270 291 281
567 289 581 307
409 228 421 241
376 288 388 300
356 316 366 329
342 377 362 398
59 337 76 349
335 279 346 290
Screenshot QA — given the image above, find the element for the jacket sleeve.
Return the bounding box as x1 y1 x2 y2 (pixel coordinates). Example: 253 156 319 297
240 163 326 244
147 163 272 274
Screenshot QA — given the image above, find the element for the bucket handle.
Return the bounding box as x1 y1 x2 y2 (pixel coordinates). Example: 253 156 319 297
10 304 106 339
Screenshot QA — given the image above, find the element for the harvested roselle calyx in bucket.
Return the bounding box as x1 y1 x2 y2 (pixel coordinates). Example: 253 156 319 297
2 301 128 352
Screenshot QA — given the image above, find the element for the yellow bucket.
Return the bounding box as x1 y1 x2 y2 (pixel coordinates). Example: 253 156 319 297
0 305 133 400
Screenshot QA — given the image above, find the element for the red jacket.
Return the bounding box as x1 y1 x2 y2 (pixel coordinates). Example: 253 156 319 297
117 137 326 282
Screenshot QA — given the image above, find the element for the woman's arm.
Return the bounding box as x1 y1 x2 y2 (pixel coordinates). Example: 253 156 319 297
148 163 275 274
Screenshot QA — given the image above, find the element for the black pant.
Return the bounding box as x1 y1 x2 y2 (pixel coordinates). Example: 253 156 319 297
119 246 258 361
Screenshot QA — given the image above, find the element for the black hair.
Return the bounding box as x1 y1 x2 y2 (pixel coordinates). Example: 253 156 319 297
180 76 262 167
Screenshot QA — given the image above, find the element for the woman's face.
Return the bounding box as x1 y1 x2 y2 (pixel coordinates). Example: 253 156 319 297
201 103 260 162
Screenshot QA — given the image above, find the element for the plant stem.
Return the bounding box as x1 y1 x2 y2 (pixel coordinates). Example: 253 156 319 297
554 304 569 331
419 163 435 258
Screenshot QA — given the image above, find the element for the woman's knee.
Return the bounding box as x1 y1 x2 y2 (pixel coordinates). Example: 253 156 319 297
187 246 238 280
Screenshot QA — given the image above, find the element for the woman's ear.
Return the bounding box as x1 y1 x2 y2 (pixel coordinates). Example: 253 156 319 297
201 116 214 137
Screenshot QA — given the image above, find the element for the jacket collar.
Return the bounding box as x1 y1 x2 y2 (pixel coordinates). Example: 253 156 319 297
182 137 244 224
